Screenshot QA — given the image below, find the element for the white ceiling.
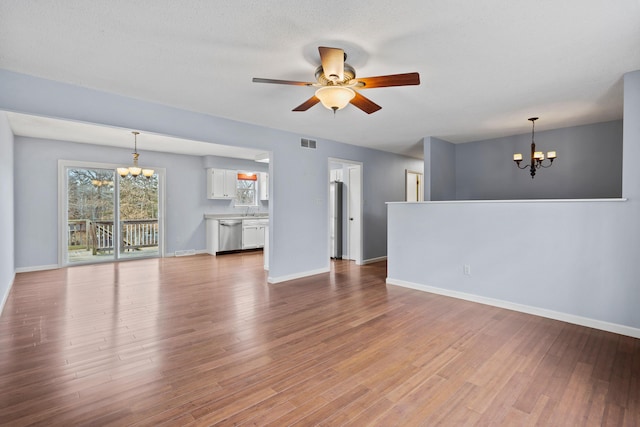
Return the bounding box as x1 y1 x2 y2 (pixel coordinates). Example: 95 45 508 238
1 0 639 159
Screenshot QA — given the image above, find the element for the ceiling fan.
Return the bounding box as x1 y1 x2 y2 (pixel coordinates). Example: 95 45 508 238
252 46 420 114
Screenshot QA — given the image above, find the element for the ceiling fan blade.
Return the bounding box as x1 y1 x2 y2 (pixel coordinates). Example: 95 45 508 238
350 92 382 114
292 96 320 112
252 77 314 86
318 46 344 82
356 72 420 89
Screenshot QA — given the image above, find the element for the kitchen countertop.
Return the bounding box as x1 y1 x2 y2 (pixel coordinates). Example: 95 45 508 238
204 213 269 220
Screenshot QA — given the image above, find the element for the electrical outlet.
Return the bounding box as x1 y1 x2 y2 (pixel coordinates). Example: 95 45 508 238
463 264 471 276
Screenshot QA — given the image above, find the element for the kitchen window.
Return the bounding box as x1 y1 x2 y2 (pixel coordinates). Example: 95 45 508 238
235 172 258 206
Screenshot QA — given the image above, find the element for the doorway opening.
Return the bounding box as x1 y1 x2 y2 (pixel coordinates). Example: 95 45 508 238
328 158 363 265
405 170 424 202
59 160 164 266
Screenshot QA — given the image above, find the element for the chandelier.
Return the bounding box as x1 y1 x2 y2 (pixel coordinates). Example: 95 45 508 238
117 131 154 178
513 117 557 178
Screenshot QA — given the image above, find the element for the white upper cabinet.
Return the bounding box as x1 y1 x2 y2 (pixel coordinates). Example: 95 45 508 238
223 170 237 198
207 169 237 199
259 172 269 201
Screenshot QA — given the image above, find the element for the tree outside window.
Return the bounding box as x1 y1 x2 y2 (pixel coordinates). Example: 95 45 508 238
236 172 257 206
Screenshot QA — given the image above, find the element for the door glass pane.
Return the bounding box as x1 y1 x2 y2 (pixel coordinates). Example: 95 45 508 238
119 174 159 259
67 168 115 263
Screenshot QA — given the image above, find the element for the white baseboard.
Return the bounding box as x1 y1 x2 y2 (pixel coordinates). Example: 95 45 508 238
386 277 640 340
0 273 16 317
268 266 330 284
15 264 59 273
175 249 207 257
166 249 207 257
361 256 387 265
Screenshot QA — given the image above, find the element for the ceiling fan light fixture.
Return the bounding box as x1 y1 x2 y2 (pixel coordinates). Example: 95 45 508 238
315 86 355 112
252 46 419 114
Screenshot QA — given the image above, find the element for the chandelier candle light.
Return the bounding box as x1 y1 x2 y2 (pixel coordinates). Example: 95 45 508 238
513 117 557 179
117 131 154 178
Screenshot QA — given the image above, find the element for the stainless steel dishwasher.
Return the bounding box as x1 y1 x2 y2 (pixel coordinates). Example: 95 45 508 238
218 219 242 252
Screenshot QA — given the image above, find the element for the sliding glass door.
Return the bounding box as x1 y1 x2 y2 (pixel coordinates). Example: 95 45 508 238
66 167 116 263
61 161 162 265
118 173 159 259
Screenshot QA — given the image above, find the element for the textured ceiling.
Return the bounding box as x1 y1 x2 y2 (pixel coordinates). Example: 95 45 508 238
1 0 639 158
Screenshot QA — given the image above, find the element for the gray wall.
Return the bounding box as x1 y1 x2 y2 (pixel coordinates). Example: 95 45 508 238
387 70 640 335
0 112 14 312
623 72 640 201
1 69 422 281
13 137 209 266
454 120 623 200
361 150 423 257
424 136 456 201
202 154 269 175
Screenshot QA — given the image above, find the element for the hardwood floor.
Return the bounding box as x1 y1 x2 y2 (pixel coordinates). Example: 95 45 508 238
1 253 639 426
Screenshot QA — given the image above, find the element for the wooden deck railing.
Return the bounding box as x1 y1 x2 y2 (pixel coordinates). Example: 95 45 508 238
68 219 158 254
119 219 159 252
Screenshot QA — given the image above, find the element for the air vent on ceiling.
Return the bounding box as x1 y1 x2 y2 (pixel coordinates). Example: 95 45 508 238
301 138 316 149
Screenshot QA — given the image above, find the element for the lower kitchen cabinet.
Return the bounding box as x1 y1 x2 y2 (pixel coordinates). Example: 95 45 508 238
205 215 268 254
242 219 267 249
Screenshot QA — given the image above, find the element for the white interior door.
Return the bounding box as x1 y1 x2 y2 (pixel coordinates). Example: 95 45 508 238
347 166 362 263
406 170 424 202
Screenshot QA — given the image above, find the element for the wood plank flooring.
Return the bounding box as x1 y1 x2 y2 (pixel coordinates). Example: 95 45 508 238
1 253 639 426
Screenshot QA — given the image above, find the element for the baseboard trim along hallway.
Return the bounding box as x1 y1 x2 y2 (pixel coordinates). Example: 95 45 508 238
268 266 330 284
386 277 640 339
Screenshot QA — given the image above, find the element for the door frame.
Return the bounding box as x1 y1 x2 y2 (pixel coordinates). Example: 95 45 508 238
405 169 424 202
327 158 363 265
58 159 166 266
